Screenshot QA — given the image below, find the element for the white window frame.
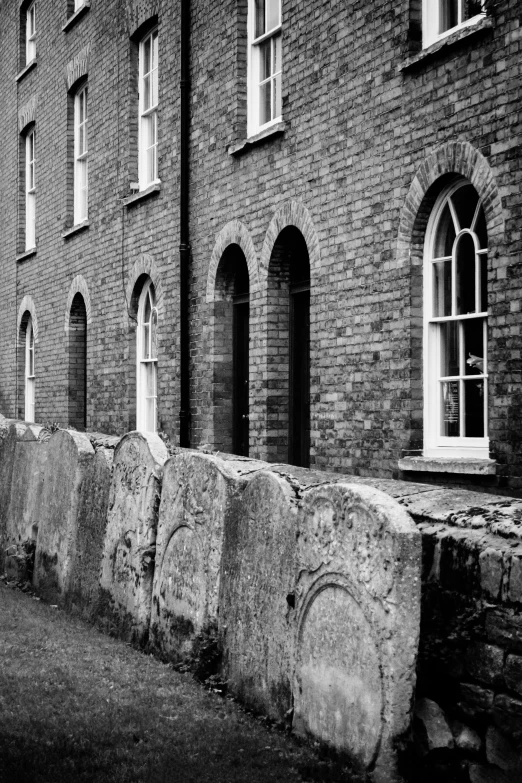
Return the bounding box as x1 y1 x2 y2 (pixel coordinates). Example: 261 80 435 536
138 28 159 190
26 1 36 64
136 280 158 432
422 0 486 48
74 0 83 11
247 0 282 137
423 180 489 458
25 318 35 423
74 84 88 224
25 128 36 251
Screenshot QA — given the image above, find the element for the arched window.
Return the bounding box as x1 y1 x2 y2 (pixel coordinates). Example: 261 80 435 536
25 317 35 422
137 279 157 432
424 180 488 457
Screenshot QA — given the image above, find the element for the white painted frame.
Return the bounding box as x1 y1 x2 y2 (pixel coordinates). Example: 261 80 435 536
25 128 36 250
136 279 158 432
25 318 35 422
26 1 36 63
422 0 486 48
74 84 88 224
423 180 489 458
138 28 159 190
247 0 282 137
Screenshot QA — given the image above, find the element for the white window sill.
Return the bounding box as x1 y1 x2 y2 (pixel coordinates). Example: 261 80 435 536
16 247 37 263
16 58 37 83
228 121 286 156
62 1 90 32
398 455 497 476
62 219 89 239
123 182 161 208
399 16 493 72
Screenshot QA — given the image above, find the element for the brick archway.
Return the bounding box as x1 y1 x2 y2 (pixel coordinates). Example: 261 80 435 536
206 220 259 302
17 295 38 344
126 253 164 316
259 200 320 285
64 275 92 331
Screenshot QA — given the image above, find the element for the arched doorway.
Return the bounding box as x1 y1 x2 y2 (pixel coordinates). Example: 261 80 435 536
68 293 87 430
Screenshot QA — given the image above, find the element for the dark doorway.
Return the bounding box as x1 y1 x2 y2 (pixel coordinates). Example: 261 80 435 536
233 263 250 455
289 278 310 467
68 293 87 430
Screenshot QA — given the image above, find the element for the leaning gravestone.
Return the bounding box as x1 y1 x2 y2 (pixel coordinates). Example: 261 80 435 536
33 430 94 602
0 420 21 573
150 451 247 662
294 482 421 783
99 431 167 644
219 469 298 721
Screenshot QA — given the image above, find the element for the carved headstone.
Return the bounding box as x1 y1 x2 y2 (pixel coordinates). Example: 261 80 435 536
33 430 94 602
294 482 421 782
220 469 298 721
150 452 246 661
99 432 167 644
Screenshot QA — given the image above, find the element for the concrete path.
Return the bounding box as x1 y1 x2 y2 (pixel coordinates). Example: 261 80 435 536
0 581 357 783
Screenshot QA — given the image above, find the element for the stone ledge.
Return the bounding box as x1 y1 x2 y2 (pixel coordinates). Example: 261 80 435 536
123 182 161 208
62 1 90 32
16 247 37 263
16 59 37 83
228 122 286 156
399 16 494 73
399 456 497 476
62 220 89 239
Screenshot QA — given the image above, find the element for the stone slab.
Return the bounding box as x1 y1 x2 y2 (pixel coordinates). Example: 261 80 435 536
150 452 247 662
66 447 114 619
33 430 94 602
0 421 20 572
99 431 167 645
294 482 421 782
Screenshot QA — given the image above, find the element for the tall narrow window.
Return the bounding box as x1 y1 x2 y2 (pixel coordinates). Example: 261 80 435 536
74 84 88 224
25 318 35 423
248 0 282 136
137 280 158 432
139 28 159 189
423 0 485 47
424 180 488 457
25 128 36 250
26 1 36 63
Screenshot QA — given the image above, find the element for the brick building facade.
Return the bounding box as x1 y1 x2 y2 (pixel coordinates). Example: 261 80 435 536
1 0 521 494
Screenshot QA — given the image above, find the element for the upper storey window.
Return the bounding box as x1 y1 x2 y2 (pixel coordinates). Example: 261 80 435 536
424 180 489 458
25 127 36 250
74 84 88 223
139 28 159 189
423 0 486 47
26 1 36 63
248 0 282 136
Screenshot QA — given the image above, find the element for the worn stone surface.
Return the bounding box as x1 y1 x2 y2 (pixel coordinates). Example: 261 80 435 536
469 764 517 783
486 611 522 655
0 421 21 572
33 430 94 602
293 483 421 782
504 654 522 698
486 726 521 772
493 694 522 741
220 469 298 722
99 432 167 644
150 452 247 661
413 698 454 755
465 643 505 687
451 720 482 754
66 447 114 619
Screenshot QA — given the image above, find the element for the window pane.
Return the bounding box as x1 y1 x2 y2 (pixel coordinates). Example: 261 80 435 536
441 381 460 437
440 321 460 377
143 35 151 73
464 379 484 437
145 363 156 398
433 260 452 317
464 318 485 375
273 71 282 120
456 232 476 314
260 39 271 80
259 81 271 126
266 0 280 32
450 184 478 231
143 323 150 359
151 308 158 359
474 206 487 249
143 74 151 110
152 31 158 70
255 0 265 37
439 0 458 32
480 254 487 312
433 204 455 258
273 32 281 74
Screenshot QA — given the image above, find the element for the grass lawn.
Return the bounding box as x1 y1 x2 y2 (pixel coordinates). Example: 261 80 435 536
0 581 358 783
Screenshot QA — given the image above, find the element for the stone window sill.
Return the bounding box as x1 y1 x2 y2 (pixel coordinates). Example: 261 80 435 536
16 59 37 83
62 220 89 239
123 182 161 208
399 16 493 72
228 122 286 156
62 1 90 32
398 456 497 476
16 247 37 263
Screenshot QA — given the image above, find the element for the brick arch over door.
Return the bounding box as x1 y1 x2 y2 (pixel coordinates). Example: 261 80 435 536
258 200 321 286
395 140 505 455
206 220 259 302
17 295 38 344
64 275 92 332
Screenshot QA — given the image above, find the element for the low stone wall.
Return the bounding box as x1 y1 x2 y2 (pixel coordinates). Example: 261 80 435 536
2 413 522 781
